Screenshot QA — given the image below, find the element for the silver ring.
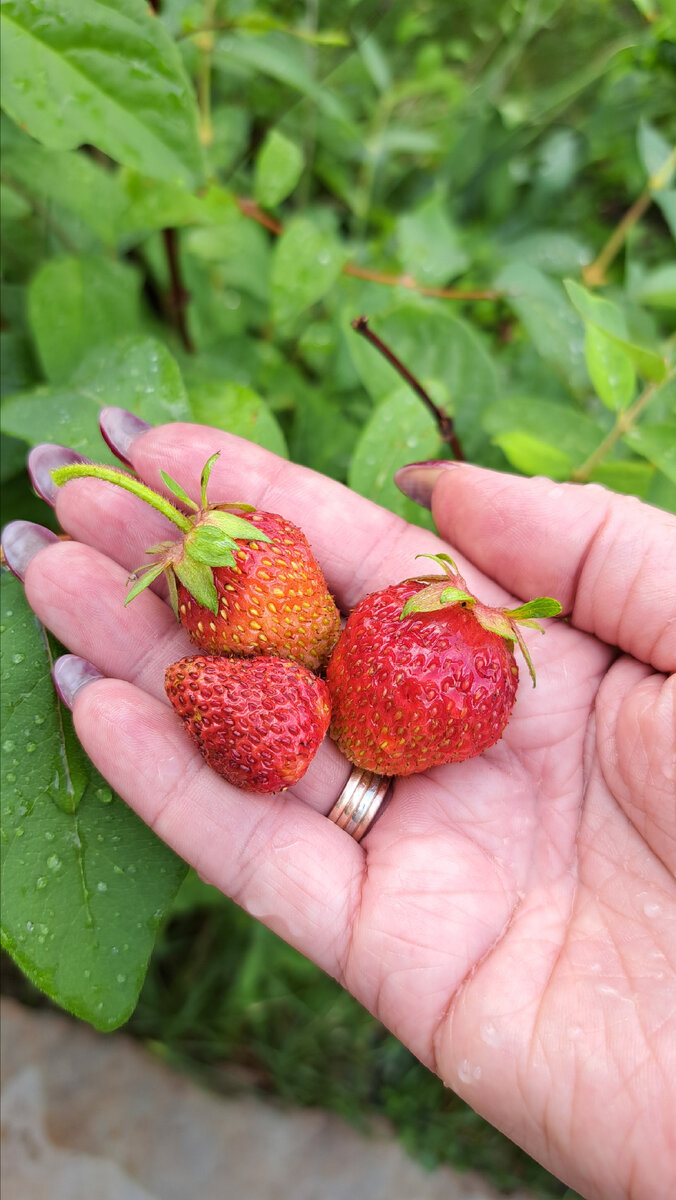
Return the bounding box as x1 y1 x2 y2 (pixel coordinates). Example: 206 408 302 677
327 767 392 842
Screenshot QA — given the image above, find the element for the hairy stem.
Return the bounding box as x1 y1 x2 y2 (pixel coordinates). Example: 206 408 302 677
51 465 193 532
351 316 466 461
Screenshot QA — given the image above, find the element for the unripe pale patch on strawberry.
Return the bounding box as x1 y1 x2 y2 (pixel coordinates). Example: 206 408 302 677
165 654 331 793
326 554 561 777
51 452 341 672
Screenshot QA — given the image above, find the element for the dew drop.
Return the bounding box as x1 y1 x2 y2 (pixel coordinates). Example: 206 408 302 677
643 902 661 918
25 743 36 754
3 740 15 752
96 881 108 893
36 876 47 890
25 921 34 932
12 653 24 665
480 1021 500 1047
46 855 61 871
116 973 126 984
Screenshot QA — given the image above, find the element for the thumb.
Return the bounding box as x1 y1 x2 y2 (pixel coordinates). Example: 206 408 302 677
394 462 676 674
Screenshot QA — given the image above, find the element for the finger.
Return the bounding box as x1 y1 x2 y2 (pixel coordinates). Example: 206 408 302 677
25 541 350 810
597 660 676 876
71 677 363 977
398 463 676 673
96 422 507 613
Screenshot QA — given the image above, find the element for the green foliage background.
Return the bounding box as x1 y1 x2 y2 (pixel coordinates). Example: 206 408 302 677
1 0 675 1194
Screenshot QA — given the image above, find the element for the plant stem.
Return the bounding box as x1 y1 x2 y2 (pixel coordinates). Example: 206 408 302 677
583 147 676 286
196 0 217 146
51 465 193 532
571 373 671 482
162 228 194 354
351 316 466 461
233 198 499 301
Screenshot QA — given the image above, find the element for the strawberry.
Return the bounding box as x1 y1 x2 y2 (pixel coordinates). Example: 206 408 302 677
164 654 331 793
326 554 561 776
52 453 341 672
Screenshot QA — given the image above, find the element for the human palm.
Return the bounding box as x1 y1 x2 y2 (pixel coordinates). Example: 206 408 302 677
18 419 676 1200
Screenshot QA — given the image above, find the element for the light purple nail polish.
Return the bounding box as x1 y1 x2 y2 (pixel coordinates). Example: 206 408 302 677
99 407 152 467
53 655 105 710
394 460 462 510
28 444 91 506
1 521 60 582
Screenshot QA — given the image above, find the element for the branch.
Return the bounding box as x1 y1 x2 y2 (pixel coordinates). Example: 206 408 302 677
351 316 466 462
583 147 676 286
571 371 673 482
234 196 500 303
162 229 194 354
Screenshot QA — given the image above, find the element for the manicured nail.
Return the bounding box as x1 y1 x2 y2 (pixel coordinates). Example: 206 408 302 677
28 444 91 506
1 521 60 582
53 655 105 710
99 407 152 467
393 460 464 510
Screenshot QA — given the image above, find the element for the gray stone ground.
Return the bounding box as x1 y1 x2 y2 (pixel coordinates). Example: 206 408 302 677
1 996 533 1200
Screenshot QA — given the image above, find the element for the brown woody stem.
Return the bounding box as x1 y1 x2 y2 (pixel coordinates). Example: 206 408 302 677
162 228 194 354
351 316 466 462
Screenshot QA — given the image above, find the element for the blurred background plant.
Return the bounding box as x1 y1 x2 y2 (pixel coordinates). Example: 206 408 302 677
1 0 675 1194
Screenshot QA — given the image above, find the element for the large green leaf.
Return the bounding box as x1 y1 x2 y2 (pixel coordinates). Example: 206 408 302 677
482 396 607 464
254 130 305 209
346 304 499 461
1 336 190 459
633 264 676 310
491 433 573 480
496 264 588 394
348 385 440 529
27 255 143 382
271 217 347 325
1 127 128 246
0 0 204 186
189 382 288 459
564 279 667 382
0 572 186 1030
396 191 469 286
584 325 636 411
624 423 676 483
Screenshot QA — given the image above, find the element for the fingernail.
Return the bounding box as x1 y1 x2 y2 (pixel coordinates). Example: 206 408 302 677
394 460 464 510
28 444 91 506
99 407 152 467
53 655 105 710
1 521 60 582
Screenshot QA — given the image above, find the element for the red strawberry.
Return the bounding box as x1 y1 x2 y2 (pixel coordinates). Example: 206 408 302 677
326 554 561 776
52 453 341 672
165 654 331 793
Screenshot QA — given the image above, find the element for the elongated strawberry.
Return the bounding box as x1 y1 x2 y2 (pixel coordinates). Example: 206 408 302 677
165 654 331 793
326 554 561 776
51 453 341 672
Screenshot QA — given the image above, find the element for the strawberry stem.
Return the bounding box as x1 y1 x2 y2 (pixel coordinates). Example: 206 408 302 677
50 464 193 533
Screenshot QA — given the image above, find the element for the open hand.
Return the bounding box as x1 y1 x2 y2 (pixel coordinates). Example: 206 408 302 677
5 411 675 1200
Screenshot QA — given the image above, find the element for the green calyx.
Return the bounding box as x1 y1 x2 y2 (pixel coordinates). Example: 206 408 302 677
51 452 270 617
401 553 562 686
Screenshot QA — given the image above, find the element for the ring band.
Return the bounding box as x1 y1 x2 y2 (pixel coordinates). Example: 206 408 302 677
327 767 392 842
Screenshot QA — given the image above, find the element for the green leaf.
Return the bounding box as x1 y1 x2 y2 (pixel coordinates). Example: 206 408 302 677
0 0 204 187
1 129 128 245
124 562 166 605
564 279 667 382
624 423 676 484
584 325 636 411
271 217 347 325
1 337 190 460
160 471 199 511
200 452 220 509
348 386 442 530
654 190 676 239
0 572 186 1030
439 586 476 606
491 432 573 480
204 511 270 543
346 305 500 461
396 191 469 286
482 397 606 463
499 230 593 276
186 526 237 568
254 129 305 208
506 598 563 620
633 264 676 310
495 264 588 395
189 382 288 459
637 120 675 186
27 256 142 382
588 460 655 497
173 558 218 614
